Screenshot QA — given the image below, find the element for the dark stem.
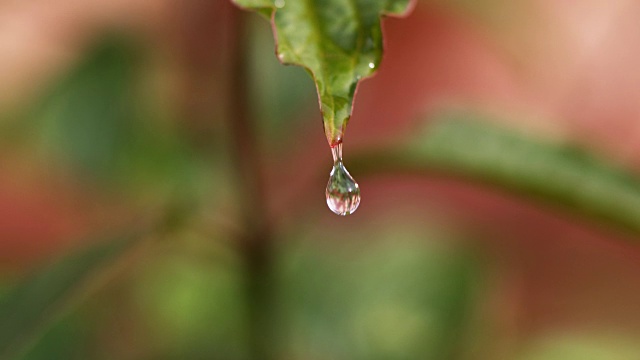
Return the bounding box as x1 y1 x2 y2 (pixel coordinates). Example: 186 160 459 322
227 6 274 360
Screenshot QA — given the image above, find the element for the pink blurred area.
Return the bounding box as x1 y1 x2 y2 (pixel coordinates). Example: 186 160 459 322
1 0 640 354
354 0 640 156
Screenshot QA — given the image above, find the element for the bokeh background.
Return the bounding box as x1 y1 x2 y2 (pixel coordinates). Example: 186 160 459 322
2 0 640 359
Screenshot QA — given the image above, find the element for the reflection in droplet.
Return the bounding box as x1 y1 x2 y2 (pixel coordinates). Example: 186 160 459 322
326 143 360 216
368 62 375 69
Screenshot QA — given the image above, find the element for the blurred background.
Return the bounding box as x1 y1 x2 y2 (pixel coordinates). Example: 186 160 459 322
2 0 640 359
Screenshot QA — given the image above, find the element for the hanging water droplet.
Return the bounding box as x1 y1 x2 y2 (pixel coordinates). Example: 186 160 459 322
326 143 360 216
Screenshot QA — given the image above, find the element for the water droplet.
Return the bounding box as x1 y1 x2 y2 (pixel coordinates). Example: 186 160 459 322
368 62 375 69
326 143 360 216
274 0 285 8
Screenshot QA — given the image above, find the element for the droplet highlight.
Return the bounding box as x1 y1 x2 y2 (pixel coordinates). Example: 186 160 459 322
326 143 360 216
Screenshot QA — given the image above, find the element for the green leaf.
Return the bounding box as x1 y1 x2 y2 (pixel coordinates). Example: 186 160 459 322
352 112 640 236
0 230 147 359
233 0 414 145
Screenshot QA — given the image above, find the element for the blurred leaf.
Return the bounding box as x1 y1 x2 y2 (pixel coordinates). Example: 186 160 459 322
518 333 640 360
28 37 204 198
277 224 481 359
19 314 90 360
134 251 248 360
354 113 640 235
233 0 414 144
35 38 140 180
0 230 146 359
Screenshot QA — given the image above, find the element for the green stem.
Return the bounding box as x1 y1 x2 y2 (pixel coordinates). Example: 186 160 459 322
227 5 275 360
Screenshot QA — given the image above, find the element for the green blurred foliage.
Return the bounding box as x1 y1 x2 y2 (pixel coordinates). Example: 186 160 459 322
135 250 249 359
15 37 223 204
517 334 640 360
20 315 90 360
0 231 144 359
274 224 480 360
2 2 640 360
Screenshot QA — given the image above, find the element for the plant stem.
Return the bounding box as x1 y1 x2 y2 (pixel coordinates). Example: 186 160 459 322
227 5 275 360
